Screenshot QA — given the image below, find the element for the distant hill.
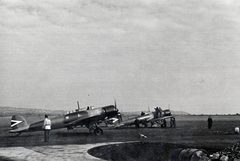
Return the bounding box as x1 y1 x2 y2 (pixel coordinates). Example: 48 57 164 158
172 110 191 115
122 110 190 116
0 106 65 117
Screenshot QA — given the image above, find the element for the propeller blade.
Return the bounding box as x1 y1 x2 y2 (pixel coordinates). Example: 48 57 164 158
114 98 117 109
77 101 80 110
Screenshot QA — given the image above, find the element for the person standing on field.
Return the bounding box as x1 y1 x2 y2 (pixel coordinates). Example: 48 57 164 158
170 117 176 127
43 114 51 142
134 119 140 129
207 116 213 129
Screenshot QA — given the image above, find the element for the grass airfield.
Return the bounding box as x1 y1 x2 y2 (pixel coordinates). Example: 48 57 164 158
0 114 240 160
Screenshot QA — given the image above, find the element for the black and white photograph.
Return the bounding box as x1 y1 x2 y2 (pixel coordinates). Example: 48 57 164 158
1 0 240 160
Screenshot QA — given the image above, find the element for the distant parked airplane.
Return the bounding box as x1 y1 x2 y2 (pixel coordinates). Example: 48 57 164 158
115 108 175 128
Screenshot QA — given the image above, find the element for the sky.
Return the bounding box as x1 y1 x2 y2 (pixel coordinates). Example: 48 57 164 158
1 0 240 114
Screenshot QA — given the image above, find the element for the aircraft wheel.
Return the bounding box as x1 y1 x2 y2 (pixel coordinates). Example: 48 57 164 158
94 127 103 135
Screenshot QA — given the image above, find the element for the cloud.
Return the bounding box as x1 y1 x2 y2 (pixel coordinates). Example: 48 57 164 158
1 0 239 38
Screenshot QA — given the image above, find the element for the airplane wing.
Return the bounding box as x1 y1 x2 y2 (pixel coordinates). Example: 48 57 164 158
64 115 92 127
9 125 30 133
115 113 154 128
115 119 135 128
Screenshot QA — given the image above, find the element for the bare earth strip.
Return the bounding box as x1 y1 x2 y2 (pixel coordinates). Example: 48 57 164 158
0 143 122 161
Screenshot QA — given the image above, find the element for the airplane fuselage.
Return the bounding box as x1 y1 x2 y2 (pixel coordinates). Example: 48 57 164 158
10 105 119 135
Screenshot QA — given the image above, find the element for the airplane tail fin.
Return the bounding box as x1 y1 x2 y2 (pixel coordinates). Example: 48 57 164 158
11 115 28 131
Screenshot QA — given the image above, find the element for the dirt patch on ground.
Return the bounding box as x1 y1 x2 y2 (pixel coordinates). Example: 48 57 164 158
88 142 218 161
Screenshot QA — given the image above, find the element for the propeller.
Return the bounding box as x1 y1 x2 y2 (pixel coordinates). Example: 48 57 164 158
114 98 122 122
77 101 80 111
114 98 117 109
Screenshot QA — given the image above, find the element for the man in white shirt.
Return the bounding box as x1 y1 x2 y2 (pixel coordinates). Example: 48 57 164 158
43 114 51 142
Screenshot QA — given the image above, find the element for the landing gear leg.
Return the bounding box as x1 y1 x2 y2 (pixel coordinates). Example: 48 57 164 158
88 123 103 135
88 122 96 134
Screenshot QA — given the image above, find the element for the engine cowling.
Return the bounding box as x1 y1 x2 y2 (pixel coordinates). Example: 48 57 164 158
103 105 117 113
103 105 119 118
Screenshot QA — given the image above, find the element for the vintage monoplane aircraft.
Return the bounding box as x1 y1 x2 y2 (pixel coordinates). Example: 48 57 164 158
10 101 121 135
115 107 175 128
